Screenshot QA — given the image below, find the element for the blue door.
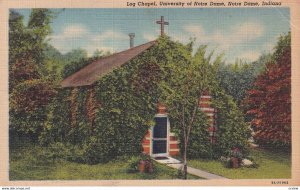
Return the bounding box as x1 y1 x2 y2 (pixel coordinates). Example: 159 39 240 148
152 116 168 155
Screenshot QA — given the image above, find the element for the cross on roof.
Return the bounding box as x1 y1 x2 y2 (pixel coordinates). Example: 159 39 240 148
156 16 169 36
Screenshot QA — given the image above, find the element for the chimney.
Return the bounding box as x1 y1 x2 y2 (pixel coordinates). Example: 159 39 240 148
129 33 135 48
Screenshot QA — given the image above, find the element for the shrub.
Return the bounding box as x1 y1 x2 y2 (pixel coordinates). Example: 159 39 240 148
47 142 70 162
211 89 252 158
224 159 232 168
126 154 154 173
126 156 141 173
66 145 86 163
82 137 113 164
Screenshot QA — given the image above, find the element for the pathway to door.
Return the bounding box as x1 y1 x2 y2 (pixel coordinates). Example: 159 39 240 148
167 163 227 179
154 157 227 179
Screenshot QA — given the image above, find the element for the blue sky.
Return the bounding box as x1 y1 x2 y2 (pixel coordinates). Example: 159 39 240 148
15 8 290 63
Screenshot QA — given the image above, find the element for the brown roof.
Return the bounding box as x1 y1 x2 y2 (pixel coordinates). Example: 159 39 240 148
61 41 157 88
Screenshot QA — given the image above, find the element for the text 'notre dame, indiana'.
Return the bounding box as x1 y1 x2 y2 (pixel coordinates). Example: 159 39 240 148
126 1 282 7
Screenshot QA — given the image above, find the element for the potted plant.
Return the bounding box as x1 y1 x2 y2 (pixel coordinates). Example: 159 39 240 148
138 153 154 173
230 147 242 168
139 160 146 173
145 157 154 173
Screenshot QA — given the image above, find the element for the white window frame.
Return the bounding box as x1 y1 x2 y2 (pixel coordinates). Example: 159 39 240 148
150 113 170 157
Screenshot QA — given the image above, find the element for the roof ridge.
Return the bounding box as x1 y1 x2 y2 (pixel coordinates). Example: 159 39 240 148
61 40 157 88
96 40 157 61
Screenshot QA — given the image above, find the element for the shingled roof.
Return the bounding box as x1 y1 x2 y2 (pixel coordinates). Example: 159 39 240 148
61 40 157 88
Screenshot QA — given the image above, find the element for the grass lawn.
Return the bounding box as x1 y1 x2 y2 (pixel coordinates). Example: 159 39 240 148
188 148 291 179
10 145 199 180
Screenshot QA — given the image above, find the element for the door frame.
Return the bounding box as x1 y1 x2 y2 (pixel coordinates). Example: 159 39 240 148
150 113 170 157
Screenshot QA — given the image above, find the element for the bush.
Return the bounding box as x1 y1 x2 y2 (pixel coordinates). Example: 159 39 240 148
38 89 71 146
126 156 141 173
66 145 86 163
126 154 154 173
83 137 113 164
211 89 252 158
224 159 232 168
10 142 70 166
46 142 70 162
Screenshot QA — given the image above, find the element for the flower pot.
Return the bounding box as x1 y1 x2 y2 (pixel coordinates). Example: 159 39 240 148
147 161 154 173
139 160 146 173
231 157 239 168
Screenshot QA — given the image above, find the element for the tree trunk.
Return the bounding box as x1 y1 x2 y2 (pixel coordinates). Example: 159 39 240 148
183 161 187 179
183 141 188 179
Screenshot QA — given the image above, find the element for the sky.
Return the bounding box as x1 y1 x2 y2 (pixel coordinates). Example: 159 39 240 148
15 8 290 63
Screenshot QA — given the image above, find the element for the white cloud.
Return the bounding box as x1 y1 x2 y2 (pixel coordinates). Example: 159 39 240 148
93 30 128 42
49 21 266 62
172 21 264 48
51 24 88 40
184 25 205 37
262 34 281 53
210 22 264 50
85 45 114 56
171 32 190 42
262 41 276 53
63 24 88 38
49 24 128 56
143 33 157 41
230 22 264 46
235 22 264 40
168 21 265 63
238 51 261 62
143 28 160 41
169 25 205 44
86 30 128 56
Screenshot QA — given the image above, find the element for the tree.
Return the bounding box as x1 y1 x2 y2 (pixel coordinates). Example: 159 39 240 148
9 9 55 81
44 44 65 82
63 48 88 64
244 32 291 149
216 54 271 105
158 37 223 179
9 10 26 68
62 48 89 78
9 10 30 92
27 9 54 74
93 49 103 58
9 9 56 141
93 49 112 58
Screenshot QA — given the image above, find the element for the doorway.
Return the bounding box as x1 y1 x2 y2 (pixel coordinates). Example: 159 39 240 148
151 115 169 157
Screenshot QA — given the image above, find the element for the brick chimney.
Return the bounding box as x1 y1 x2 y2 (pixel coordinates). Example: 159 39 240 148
129 33 135 48
157 102 167 114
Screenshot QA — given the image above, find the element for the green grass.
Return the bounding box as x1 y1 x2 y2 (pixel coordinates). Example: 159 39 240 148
188 148 291 179
10 146 199 180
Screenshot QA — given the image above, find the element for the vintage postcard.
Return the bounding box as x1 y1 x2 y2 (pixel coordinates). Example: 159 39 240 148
0 0 299 187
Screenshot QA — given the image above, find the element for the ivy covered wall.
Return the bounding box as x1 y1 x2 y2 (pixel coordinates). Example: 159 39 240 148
41 37 251 164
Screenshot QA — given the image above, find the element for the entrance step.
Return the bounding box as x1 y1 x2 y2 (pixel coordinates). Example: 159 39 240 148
153 156 181 164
